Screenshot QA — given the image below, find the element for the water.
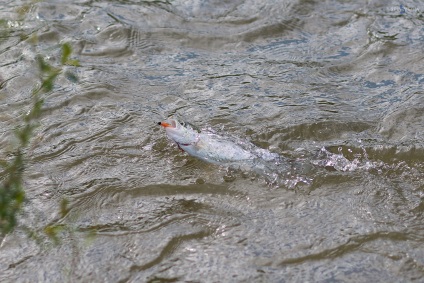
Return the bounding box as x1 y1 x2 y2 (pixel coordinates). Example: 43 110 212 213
1 0 423 282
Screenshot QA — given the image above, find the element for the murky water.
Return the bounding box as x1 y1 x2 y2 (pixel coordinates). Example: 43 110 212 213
1 0 423 282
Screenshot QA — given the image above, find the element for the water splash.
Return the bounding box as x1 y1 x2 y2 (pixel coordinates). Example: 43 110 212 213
312 147 377 172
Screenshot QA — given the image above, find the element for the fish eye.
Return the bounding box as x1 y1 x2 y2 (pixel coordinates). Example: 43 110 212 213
180 122 186 126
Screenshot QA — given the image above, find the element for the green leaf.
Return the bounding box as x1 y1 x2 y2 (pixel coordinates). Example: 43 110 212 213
41 71 60 93
60 198 69 218
65 59 80 67
37 55 52 73
61 43 72 65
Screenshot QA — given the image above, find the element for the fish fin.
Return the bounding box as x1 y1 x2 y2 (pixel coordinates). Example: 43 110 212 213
176 143 185 152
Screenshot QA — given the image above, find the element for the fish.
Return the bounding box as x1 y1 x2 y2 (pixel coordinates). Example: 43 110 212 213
158 119 255 165
158 119 365 188
158 118 315 188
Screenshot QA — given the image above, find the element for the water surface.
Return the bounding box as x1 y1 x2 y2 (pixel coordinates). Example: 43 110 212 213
0 0 423 282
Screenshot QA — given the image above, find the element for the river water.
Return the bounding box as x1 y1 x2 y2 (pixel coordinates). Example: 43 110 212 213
1 0 423 282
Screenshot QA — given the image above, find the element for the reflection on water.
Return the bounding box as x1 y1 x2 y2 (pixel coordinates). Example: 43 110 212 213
1 0 424 282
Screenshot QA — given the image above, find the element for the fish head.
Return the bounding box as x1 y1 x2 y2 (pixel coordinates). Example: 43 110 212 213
159 119 199 145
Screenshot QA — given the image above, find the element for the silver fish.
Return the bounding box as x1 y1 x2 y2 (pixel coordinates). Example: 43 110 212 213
158 119 315 188
158 119 254 165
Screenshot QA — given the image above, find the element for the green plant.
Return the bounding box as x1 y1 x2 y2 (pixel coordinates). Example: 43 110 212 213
0 42 78 234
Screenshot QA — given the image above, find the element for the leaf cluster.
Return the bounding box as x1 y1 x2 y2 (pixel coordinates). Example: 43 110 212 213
0 42 79 235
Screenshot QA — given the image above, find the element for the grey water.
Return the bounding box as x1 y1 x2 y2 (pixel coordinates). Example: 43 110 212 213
1 0 424 282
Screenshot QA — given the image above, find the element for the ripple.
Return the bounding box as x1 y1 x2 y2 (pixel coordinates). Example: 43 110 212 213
1 0 424 282
81 25 132 57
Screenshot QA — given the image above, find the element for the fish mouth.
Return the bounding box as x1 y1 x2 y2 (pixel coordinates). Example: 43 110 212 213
170 119 177 127
158 119 177 128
